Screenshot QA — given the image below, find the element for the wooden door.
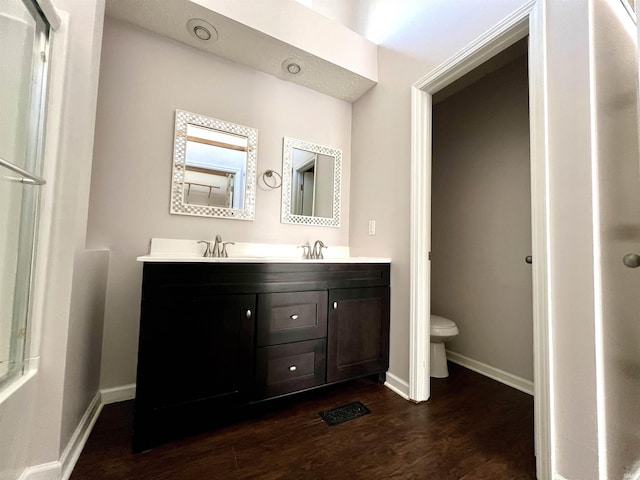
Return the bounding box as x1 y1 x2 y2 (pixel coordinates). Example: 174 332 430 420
136 293 256 410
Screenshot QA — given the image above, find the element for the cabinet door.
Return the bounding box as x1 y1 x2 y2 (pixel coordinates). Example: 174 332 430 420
136 294 255 410
327 287 390 383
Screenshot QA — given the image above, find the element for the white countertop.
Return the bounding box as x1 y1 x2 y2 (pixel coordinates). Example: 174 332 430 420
137 238 391 264
136 255 391 263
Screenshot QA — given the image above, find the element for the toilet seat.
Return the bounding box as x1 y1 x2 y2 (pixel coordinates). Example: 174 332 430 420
430 314 459 336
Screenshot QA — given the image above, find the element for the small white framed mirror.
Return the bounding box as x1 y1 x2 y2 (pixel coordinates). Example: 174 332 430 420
281 137 341 227
170 110 257 220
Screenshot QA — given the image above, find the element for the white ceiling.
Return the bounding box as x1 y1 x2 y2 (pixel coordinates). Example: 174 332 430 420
302 0 533 64
105 0 378 102
104 0 533 102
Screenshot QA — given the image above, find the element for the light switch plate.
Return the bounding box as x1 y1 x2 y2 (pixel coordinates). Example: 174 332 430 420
368 220 376 235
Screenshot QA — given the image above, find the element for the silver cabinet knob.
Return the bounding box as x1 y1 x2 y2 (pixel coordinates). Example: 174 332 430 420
623 253 640 268
333 301 338 310
525 256 532 264
245 309 252 319
289 365 297 372
290 314 299 320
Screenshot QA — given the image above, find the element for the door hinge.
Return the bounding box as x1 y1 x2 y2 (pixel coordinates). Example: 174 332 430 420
40 51 47 62
428 251 432 261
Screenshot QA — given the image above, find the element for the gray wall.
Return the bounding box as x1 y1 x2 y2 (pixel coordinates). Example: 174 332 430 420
431 55 533 382
61 250 108 452
88 17 352 389
348 0 530 390
58 0 108 455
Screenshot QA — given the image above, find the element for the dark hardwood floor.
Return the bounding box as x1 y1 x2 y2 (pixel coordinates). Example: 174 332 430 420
71 363 535 479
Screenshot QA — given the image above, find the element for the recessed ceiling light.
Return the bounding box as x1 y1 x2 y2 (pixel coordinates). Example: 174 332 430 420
186 18 218 42
287 63 301 74
282 58 303 75
193 25 211 41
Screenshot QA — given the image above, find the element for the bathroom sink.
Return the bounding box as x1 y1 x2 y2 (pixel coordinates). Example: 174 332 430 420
136 238 391 264
136 255 391 264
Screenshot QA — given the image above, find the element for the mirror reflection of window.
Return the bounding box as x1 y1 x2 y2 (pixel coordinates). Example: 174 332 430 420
171 110 257 219
183 124 248 209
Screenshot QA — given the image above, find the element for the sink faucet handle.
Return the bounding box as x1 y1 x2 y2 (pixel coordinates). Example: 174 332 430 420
221 242 235 258
197 240 212 257
298 244 311 259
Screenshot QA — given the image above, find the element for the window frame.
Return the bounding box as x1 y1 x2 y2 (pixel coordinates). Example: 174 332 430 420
0 0 53 392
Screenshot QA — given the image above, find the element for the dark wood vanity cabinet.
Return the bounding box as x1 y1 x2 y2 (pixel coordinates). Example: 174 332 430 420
328 287 390 383
134 261 390 451
133 292 256 451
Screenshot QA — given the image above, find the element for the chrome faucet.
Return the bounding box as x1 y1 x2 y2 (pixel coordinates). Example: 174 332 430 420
311 240 327 259
199 235 225 257
212 234 223 258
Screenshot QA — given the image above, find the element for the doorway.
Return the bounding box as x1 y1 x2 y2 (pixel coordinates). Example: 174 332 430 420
408 2 552 479
431 39 534 395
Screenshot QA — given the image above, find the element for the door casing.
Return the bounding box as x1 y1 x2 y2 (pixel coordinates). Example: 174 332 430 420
409 1 553 479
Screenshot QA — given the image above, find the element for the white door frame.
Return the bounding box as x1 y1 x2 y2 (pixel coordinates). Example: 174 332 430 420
409 1 553 479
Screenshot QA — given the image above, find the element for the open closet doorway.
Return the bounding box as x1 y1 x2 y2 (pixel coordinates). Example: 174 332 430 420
409 3 552 479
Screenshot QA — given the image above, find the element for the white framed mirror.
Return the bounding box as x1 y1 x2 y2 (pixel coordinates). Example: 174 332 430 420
170 110 257 220
281 137 341 227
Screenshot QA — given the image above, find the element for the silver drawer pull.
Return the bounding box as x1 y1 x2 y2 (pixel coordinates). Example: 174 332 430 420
245 309 252 319
290 314 299 320
333 302 338 310
289 365 297 372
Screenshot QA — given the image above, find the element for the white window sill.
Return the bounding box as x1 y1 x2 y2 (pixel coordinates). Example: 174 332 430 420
0 367 37 406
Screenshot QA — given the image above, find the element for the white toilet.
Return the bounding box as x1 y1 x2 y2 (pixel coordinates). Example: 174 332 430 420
430 314 459 378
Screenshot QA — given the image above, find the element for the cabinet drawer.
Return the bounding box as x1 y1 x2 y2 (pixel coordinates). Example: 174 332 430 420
255 339 326 398
257 291 327 346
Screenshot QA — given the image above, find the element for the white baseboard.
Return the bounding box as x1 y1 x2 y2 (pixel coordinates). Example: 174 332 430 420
384 371 410 400
20 385 131 480
18 462 61 480
100 383 136 404
446 351 534 396
555 475 569 480
60 392 103 480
